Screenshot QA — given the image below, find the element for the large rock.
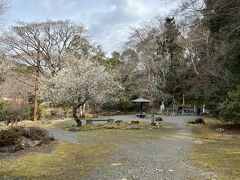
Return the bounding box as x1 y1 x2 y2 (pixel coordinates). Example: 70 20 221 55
195 118 205 125
20 137 42 148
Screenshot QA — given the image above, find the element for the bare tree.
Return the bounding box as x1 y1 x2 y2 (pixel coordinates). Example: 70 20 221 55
0 0 7 26
125 22 174 108
1 20 91 121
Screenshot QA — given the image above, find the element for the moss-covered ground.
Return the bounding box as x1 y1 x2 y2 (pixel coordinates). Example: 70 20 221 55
190 118 240 180
0 142 113 180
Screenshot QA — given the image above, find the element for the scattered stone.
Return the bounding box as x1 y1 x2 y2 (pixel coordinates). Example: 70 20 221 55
170 113 176 117
131 121 139 125
203 140 216 143
127 125 140 130
150 122 157 126
112 163 122 166
156 168 164 172
216 128 224 133
194 140 204 144
107 119 115 123
41 119 51 124
103 125 115 129
115 120 124 124
155 117 163 122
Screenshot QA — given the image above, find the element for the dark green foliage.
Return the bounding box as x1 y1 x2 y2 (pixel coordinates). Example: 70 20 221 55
28 93 43 120
193 86 205 105
201 0 240 120
0 128 22 147
207 13 228 34
28 104 43 120
118 98 135 111
218 87 240 121
157 17 183 98
0 102 5 112
103 97 135 112
224 41 240 78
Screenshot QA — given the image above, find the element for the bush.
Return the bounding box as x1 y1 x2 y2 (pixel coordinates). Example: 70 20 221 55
0 126 55 153
28 103 43 120
218 87 240 121
0 128 22 147
102 97 135 112
43 108 65 119
119 98 135 111
131 121 139 124
0 105 30 125
28 93 43 120
0 102 4 111
21 127 55 142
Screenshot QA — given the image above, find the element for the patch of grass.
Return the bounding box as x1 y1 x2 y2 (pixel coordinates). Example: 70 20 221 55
0 142 114 180
17 119 74 129
65 122 163 132
75 127 179 146
191 118 240 179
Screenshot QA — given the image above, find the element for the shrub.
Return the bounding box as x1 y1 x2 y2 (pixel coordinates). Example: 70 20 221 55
0 104 30 125
28 103 43 120
28 93 43 120
0 102 4 112
43 108 65 119
218 87 240 121
0 127 22 147
115 120 123 123
131 121 139 124
0 126 55 153
21 127 55 142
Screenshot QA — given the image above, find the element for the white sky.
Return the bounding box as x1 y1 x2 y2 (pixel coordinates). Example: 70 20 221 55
7 0 180 55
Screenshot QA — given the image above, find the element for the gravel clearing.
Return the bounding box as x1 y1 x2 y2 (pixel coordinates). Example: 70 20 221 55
83 115 217 180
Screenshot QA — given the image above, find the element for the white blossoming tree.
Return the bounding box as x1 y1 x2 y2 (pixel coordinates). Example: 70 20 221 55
41 55 119 126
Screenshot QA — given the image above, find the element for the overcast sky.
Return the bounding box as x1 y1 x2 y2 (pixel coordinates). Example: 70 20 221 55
8 0 179 55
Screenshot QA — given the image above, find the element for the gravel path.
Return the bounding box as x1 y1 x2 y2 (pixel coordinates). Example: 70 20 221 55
82 115 216 180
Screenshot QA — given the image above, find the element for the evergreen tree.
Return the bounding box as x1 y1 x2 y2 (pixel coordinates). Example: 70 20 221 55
156 17 183 102
204 0 240 119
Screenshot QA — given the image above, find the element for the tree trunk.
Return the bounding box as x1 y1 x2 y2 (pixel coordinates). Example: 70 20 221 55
73 105 82 127
33 41 41 121
79 103 86 118
33 78 39 121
